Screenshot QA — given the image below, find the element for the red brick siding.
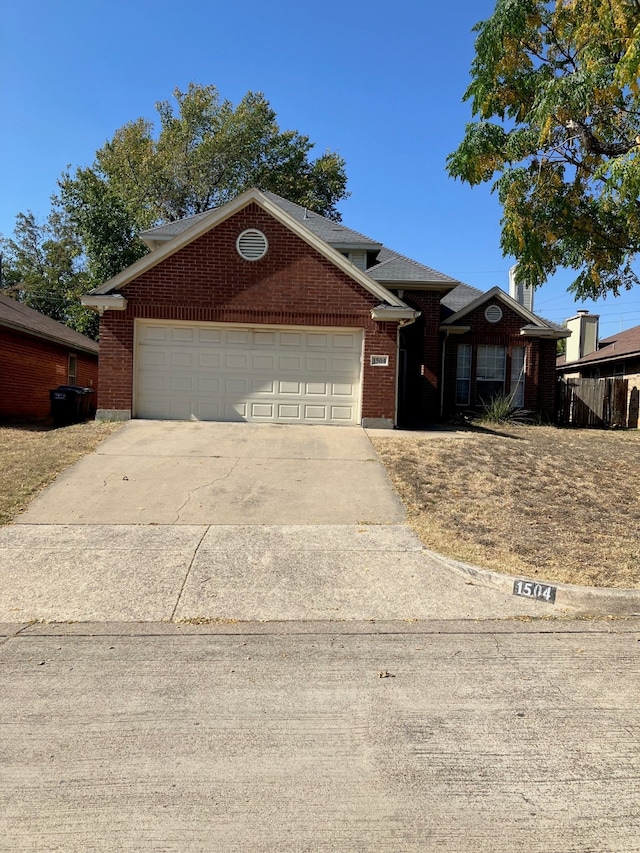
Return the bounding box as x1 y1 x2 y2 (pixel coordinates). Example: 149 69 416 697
441 298 558 418
0 329 98 419
99 203 399 421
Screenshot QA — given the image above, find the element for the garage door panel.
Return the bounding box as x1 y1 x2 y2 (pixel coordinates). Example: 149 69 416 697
199 352 221 368
198 377 222 393
136 322 363 425
170 376 195 392
280 355 302 371
306 357 329 372
253 331 275 345
252 354 275 370
251 402 276 419
171 328 195 343
226 378 251 394
198 329 222 344
280 333 302 347
332 383 355 396
171 351 195 368
226 330 250 346
305 382 328 395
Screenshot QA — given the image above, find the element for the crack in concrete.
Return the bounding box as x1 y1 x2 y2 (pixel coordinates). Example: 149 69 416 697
172 457 241 524
169 526 210 622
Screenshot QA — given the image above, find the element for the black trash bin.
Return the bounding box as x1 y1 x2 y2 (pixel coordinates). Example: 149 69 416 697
50 385 88 427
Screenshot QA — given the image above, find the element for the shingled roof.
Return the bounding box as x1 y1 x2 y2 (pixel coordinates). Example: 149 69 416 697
0 293 98 355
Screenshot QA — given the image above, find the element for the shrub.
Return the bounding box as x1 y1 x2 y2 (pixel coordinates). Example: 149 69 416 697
479 394 533 425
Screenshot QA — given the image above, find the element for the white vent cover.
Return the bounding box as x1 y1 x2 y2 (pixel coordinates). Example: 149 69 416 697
236 229 268 261
485 305 503 323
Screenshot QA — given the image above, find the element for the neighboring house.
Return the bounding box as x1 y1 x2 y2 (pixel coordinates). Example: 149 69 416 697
557 312 640 428
82 188 566 428
0 294 99 420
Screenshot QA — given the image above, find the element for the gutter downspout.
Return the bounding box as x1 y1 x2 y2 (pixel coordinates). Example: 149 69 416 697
440 329 450 419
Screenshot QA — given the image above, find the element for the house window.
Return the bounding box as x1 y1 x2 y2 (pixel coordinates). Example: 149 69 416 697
510 346 526 407
68 354 78 386
476 345 505 403
456 344 472 406
613 363 625 377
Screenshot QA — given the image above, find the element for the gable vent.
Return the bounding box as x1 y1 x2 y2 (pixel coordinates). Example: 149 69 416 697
237 229 268 261
485 304 503 323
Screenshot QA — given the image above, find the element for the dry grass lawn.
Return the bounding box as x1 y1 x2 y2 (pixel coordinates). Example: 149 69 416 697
372 425 640 589
0 421 122 525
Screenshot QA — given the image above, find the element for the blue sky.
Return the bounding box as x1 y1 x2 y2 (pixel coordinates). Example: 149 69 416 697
2 0 639 338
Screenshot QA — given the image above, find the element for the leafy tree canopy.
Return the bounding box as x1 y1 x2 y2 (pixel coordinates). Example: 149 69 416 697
56 83 348 287
0 212 98 339
1 83 349 338
447 0 640 299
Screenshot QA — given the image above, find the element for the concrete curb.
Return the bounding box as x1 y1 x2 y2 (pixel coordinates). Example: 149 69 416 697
427 550 640 616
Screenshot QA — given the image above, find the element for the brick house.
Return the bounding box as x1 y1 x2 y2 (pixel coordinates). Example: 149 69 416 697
0 293 99 420
83 188 565 427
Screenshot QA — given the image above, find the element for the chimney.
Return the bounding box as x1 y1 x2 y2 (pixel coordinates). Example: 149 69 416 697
565 310 599 362
509 264 534 312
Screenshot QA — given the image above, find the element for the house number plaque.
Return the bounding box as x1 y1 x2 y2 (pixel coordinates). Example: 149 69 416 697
370 355 389 366
512 580 557 604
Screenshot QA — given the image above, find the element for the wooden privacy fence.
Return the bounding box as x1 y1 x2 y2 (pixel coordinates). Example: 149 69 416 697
558 377 628 428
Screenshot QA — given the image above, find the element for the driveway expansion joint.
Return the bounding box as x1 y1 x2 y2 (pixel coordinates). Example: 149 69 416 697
169 526 210 621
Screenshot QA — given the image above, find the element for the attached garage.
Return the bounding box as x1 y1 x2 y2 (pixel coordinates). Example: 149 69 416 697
135 321 364 425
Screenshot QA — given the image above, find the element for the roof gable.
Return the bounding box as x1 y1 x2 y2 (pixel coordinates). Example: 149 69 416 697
0 294 99 354
441 286 566 335
88 188 407 309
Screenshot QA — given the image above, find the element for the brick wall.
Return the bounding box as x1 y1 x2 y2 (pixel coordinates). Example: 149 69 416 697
441 298 558 418
0 329 98 420
99 203 400 421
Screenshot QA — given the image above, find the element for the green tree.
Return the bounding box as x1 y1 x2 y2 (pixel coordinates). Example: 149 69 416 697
56 83 349 287
447 0 640 299
0 212 98 339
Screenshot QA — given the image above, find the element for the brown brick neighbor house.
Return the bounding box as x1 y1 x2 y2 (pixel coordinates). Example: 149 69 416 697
0 294 99 420
83 189 566 427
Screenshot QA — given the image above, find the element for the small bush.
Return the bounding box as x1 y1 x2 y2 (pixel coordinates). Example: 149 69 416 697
479 394 533 424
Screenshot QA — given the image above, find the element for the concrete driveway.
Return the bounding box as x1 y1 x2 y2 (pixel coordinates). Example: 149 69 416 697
0 421 558 622
17 421 406 525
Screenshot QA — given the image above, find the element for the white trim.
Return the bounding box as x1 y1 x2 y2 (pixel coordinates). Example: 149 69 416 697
371 306 420 321
442 286 547 329
81 295 128 315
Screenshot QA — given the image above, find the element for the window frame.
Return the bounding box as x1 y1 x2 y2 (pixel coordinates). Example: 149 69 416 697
510 346 526 408
455 343 472 406
68 353 78 386
476 344 506 404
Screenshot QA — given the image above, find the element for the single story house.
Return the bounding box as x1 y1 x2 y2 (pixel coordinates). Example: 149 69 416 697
83 188 566 427
557 312 640 428
0 293 99 420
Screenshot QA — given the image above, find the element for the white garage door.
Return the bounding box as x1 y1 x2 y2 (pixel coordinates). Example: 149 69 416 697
135 321 363 425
